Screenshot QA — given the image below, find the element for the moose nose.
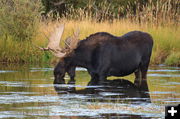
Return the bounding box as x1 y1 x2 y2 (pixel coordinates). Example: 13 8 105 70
54 74 65 84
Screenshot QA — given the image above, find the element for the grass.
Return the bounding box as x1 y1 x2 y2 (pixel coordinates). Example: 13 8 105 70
0 19 180 66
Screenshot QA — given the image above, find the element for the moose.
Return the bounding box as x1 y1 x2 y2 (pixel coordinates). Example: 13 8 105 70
38 24 153 87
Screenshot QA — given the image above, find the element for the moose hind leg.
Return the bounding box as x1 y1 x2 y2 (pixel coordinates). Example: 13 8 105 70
139 65 149 90
139 58 150 91
134 68 141 87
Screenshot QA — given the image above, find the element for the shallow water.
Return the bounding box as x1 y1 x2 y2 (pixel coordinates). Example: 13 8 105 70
0 64 180 119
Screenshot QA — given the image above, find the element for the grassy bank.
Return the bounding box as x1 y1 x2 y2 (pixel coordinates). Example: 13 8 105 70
0 19 180 66
3 19 179 65
0 0 179 66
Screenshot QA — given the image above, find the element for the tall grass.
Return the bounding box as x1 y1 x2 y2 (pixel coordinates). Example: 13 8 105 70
59 0 179 26
125 0 180 26
38 19 180 66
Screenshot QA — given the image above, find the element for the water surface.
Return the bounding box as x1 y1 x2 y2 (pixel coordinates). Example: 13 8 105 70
0 64 180 118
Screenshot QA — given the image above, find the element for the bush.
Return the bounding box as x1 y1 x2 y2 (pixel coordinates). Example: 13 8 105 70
0 0 41 42
165 52 180 66
0 0 43 63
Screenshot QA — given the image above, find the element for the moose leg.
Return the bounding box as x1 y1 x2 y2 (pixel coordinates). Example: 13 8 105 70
98 67 108 85
67 66 76 84
88 73 99 86
54 74 65 84
96 61 109 85
139 66 151 100
134 68 141 87
140 66 149 90
139 57 150 91
97 48 110 85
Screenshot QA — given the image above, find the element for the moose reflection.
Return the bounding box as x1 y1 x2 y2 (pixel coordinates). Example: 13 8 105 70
60 113 151 119
54 79 151 103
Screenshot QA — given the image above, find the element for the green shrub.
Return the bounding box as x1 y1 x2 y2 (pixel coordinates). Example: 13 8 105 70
165 52 180 66
0 0 43 63
0 0 40 41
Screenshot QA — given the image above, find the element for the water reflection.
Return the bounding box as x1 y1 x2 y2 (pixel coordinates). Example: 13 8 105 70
54 79 151 103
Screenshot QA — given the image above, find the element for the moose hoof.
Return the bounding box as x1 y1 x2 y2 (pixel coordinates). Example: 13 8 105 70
98 80 108 85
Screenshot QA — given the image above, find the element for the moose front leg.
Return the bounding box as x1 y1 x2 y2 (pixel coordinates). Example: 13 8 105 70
67 66 76 84
97 63 109 85
53 74 65 84
88 73 99 86
87 67 99 86
96 50 110 85
87 66 107 85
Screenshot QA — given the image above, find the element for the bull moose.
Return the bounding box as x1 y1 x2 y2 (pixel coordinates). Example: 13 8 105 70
38 24 153 87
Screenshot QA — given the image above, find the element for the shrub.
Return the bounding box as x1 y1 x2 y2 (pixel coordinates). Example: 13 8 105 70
165 52 180 66
0 0 41 42
0 0 43 63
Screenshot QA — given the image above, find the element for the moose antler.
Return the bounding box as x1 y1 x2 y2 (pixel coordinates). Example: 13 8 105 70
36 24 80 58
37 24 66 58
64 28 80 50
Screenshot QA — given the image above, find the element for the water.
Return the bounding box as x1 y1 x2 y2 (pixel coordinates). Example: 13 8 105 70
0 64 180 119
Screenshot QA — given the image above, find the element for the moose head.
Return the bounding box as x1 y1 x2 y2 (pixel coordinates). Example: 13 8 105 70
37 24 80 84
